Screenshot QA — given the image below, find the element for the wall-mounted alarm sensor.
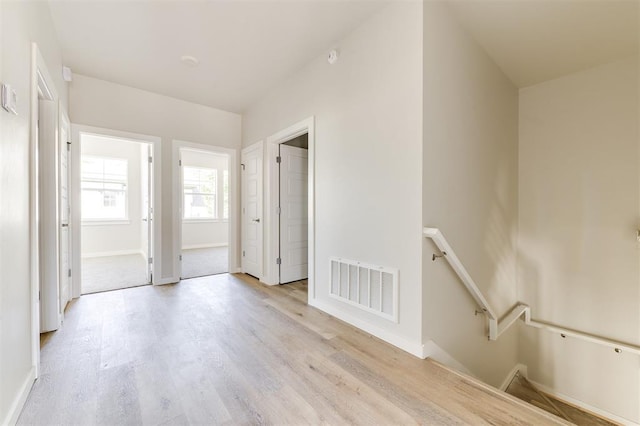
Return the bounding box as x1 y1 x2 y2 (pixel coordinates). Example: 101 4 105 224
1 84 17 115
62 66 73 82
328 49 339 65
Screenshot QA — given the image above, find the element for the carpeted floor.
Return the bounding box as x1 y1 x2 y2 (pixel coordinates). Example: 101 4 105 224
82 254 149 294
181 246 228 279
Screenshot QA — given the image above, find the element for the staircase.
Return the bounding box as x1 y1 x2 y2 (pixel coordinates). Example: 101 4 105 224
504 372 618 426
425 359 571 425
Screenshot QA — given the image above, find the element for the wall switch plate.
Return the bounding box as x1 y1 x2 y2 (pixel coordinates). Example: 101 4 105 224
1 83 18 115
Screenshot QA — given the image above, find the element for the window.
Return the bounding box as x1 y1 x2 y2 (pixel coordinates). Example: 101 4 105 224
183 166 217 219
81 156 128 220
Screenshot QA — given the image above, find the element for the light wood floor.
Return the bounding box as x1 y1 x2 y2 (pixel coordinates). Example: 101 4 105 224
19 273 568 425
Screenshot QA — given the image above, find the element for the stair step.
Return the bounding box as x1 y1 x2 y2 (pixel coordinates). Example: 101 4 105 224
505 371 618 426
426 360 571 425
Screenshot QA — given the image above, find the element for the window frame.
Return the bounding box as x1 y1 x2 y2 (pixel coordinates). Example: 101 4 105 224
80 155 130 223
182 165 219 221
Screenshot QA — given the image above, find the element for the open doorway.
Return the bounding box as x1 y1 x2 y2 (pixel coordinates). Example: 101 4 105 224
79 133 153 294
254 117 315 296
179 148 230 279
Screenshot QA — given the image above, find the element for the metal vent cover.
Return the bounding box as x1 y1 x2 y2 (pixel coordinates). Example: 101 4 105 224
329 257 398 322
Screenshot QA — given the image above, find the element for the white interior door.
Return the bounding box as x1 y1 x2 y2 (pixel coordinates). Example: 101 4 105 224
278 144 308 284
59 112 71 313
141 144 153 283
39 99 61 332
241 143 263 278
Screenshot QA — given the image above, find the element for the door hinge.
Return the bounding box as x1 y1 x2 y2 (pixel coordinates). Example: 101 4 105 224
148 257 153 264
179 255 182 261
276 156 281 163
242 250 245 257
179 159 182 166
276 257 281 265
68 269 71 278
240 163 245 170
148 156 153 163
277 206 281 215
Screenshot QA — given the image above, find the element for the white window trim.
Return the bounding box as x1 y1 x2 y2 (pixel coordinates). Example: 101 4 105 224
81 219 131 226
182 218 220 224
183 165 218 220
81 155 130 221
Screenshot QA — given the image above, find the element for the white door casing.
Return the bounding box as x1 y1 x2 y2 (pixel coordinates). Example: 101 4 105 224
263 117 314 294
241 142 264 279
72 125 162 288
278 144 308 283
141 143 153 283
59 110 71 314
171 140 238 282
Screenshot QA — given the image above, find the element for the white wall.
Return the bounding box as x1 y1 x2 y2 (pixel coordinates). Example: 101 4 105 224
69 75 241 281
518 57 640 422
422 2 520 387
181 149 229 249
0 1 68 423
242 3 424 353
80 134 144 257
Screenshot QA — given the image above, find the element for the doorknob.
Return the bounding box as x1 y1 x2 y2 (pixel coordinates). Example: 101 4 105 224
252 218 260 223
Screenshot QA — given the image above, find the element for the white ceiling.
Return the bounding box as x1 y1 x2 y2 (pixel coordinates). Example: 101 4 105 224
449 0 639 88
49 1 639 113
48 0 388 113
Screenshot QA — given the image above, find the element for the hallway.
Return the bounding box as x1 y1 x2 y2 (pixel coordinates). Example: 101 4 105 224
19 274 565 425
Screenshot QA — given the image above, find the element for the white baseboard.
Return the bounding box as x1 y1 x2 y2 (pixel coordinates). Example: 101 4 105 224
181 243 228 250
81 249 142 258
499 363 528 391
421 340 474 377
2 366 36 426
309 298 424 358
528 378 637 425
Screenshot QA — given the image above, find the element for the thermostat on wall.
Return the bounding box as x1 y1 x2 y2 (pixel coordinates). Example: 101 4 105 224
1 83 17 115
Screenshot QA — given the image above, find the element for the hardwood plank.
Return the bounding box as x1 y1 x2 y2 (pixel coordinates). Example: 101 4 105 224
95 364 143 426
18 272 571 425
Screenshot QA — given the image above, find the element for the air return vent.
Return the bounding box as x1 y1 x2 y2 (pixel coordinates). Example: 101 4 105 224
329 257 398 322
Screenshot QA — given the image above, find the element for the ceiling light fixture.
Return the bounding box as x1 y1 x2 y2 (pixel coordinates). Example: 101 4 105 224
180 55 200 67
327 49 339 65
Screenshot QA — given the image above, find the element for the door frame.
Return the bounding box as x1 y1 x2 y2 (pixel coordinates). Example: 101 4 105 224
30 43 59 378
58 108 72 313
70 125 162 296
172 140 239 281
264 117 315 300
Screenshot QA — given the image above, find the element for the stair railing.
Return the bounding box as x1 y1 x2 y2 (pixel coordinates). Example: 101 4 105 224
424 227 640 356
